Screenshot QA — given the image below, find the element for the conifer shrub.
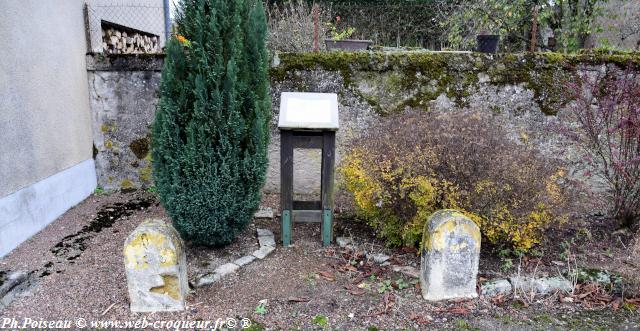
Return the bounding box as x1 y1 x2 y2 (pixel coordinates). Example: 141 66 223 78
340 110 572 251
152 0 271 246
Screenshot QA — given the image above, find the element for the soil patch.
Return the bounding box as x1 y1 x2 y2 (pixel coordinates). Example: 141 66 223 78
0 191 638 330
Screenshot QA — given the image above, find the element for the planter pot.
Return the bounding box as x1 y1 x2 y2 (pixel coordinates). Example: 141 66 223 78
476 34 499 53
325 39 373 51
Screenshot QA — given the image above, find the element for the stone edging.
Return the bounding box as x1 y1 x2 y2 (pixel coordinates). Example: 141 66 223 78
0 271 29 309
193 228 275 288
481 276 573 297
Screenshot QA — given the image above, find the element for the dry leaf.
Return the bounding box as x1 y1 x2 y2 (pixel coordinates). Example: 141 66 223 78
318 271 335 281
288 296 310 303
344 285 366 296
409 313 432 325
611 297 622 311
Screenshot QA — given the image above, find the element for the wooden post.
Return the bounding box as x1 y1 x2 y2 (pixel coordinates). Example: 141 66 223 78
280 131 293 246
321 131 336 246
278 92 339 247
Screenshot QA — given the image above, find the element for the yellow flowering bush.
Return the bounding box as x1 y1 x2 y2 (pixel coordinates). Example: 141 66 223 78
340 110 571 251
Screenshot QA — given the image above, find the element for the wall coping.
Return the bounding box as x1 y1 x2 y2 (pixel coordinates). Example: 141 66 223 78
86 53 165 71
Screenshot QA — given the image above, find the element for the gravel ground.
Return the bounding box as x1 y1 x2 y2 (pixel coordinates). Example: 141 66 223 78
0 191 639 330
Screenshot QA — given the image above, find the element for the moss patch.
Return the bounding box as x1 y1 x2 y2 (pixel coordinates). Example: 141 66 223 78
139 163 153 183
149 275 181 300
129 136 150 160
121 179 135 190
270 51 640 116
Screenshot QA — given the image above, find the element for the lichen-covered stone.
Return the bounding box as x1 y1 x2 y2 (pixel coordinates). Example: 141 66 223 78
214 263 240 277
336 237 353 248
370 253 390 264
392 265 420 279
420 210 481 301
510 276 572 295
257 228 274 237
258 235 276 248
252 246 275 259
193 272 220 288
0 271 29 309
481 279 513 297
254 208 274 219
234 255 256 267
124 219 188 312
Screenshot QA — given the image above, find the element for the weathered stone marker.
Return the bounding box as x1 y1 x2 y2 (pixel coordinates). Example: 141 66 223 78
420 210 481 301
124 219 188 312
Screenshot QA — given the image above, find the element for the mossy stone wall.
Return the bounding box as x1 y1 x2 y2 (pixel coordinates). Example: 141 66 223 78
88 51 639 193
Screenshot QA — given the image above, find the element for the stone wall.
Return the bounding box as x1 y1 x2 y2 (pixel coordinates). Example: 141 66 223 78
87 51 640 194
87 54 162 191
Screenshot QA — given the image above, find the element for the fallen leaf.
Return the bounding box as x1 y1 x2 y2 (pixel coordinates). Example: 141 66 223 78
401 247 418 254
344 264 358 272
344 285 366 296
382 292 396 313
318 271 335 281
433 306 470 315
490 293 506 305
611 297 622 311
352 275 366 284
560 296 574 303
448 307 470 315
288 296 310 303
409 313 432 325
625 298 640 305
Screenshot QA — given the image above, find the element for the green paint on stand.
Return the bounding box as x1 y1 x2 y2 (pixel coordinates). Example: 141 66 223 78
282 210 291 246
322 209 332 247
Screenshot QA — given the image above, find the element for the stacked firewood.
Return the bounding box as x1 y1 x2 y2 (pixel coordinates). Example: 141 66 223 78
102 28 160 54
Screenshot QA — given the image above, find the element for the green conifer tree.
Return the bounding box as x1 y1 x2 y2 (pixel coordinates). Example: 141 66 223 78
152 0 270 246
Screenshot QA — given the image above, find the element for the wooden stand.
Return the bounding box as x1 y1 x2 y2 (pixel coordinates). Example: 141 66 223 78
280 130 336 247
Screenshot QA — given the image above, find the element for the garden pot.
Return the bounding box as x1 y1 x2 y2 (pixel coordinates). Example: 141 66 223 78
325 39 373 51
476 34 499 53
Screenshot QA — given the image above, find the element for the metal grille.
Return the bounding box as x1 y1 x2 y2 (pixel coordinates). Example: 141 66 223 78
86 2 168 53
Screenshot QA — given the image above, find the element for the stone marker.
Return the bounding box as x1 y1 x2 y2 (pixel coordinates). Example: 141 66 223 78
124 219 188 312
420 210 481 301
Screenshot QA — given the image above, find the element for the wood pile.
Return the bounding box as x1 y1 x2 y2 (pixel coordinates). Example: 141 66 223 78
102 27 160 54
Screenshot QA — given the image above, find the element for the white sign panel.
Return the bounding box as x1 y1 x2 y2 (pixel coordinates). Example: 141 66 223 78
278 92 339 130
